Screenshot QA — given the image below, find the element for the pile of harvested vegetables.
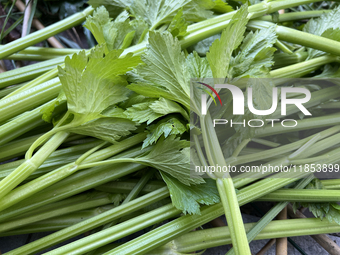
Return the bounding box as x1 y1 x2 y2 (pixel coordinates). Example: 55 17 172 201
1 0 340 254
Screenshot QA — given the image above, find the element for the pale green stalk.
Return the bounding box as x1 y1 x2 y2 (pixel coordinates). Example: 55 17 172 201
257 10 331 22
100 169 154 230
171 218 340 253
105 170 309 255
95 180 166 194
0 131 69 200
6 187 170 255
248 20 340 57
0 6 94 59
0 192 115 233
0 206 113 237
259 189 340 202
227 175 313 255
0 78 61 123
0 133 146 212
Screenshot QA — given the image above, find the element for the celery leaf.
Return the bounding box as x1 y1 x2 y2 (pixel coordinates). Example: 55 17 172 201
161 172 220 215
125 97 189 126
294 179 340 225
130 19 149 44
304 6 340 59
150 97 189 120
129 0 212 30
58 45 141 124
87 0 132 18
135 135 204 185
143 117 187 148
186 51 213 78
206 4 248 78
229 25 277 78
127 31 191 110
187 51 213 115
84 7 135 52
167 8 188 37
41 91 67 123
125 100 164 125
68 118 137 143
212 0 233 13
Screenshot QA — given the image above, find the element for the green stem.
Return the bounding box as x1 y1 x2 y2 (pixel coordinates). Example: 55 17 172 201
0 163 145 223
272 52 308 69
106 170 308 255
99 167 154 230
251 138 280 148
0 139 102 180
248 20 340 57
17 46 80 56
46 204 180 255
25 112 73 159
322 179 340 190
0 100 65 147
0 133 147 213
202 112 251 255
0 206 113 237
295 133 340 159
120 170 154 205
0 192 115 233
269 55 339 78
193 134 215 179
231 138 251 157
255 113 340 138
232 157 291 189
186 0 320 34
0 134 41 161
5 53 60 61
6 187 169 255
233 131 329 187
0 83 25 98
0 77 61 123
258 189 340 202
226 126 340 166
319 102 340 109
217 178 251 255
271 86 340 119
171 218 340 253
257 10 330 23
0 131 69 200
275 39 293 54
288 133 321 160
0 133 84 162
0 56 64 89
77 158 136 169
0 6 94 59
182 0 322 49
226 175 313 255
95 180 166 194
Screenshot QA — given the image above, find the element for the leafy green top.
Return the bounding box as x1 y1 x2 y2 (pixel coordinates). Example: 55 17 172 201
206 4 248 79
59 45 141 124
161 172 220 214
128 31 191 110
304 6 340 59
293 178 340 225
134 135 203 185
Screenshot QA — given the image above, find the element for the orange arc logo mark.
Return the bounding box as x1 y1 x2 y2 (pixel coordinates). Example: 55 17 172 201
197 82 223 106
